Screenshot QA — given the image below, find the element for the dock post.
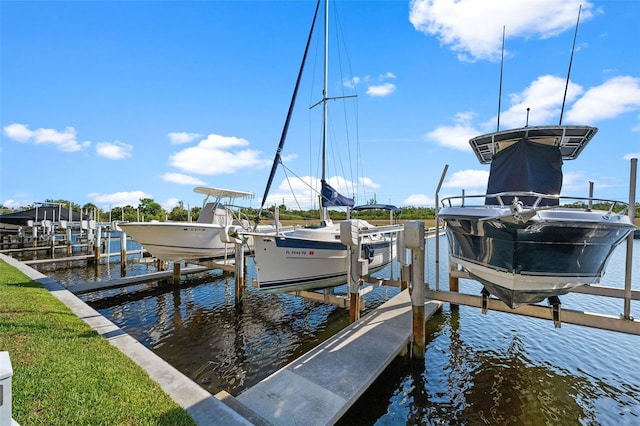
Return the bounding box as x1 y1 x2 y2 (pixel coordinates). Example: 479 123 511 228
50 227 56 258
220 227 245 303
449 271 459 292
31 222 38 247
623 158 637 320
173 262 181 285
449 265 459 309
66 227 73 255
340 220 363 323
235 241 245 303
406 221 426 359
397 228 409 291
93 225 101 265
120 231 127 274
349 245 362 323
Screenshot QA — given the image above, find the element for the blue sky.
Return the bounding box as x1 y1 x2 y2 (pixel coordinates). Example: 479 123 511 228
2 0 639 212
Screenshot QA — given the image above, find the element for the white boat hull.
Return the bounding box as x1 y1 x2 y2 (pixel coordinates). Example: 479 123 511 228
252 224 394 292
119 222 243 263
440 205 635 308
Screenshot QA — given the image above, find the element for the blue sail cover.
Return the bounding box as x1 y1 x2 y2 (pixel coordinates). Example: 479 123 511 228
321 180 354 207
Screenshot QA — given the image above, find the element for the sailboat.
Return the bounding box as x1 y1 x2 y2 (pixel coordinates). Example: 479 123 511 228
250 0 397 292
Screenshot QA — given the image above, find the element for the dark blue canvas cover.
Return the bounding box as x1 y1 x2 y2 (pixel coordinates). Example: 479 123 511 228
485 139 562 207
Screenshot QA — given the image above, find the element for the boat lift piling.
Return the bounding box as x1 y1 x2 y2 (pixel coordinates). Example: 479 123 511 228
405 221 426 358
623 157 637 320
434 164 448 292
234 240 245 303
339 219 428 355
340 221 365 322
173 262 181 285
93 224 101 265
120 230 127 274
220 225 246 303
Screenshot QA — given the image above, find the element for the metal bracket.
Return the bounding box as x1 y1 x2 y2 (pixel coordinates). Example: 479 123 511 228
549 296 562 328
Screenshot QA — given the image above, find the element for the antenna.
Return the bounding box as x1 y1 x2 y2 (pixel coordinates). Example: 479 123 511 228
497 25 505 131
559 4 582 125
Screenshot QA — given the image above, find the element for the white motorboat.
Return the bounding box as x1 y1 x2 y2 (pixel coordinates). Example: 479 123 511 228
438 125 635 308
119 187 256 263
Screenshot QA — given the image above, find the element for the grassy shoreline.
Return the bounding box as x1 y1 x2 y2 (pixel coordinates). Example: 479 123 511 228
0 258 196 425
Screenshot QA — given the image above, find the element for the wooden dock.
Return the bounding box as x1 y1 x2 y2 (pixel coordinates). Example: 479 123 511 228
235 289 442 425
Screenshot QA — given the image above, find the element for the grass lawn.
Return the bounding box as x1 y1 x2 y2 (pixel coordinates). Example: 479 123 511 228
0 258 196 425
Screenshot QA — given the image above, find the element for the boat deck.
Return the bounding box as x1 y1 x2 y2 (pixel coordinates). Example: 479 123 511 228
236 289 442 425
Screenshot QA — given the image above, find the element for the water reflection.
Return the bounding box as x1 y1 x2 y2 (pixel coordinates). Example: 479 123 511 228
339 304 640 425
25 235 640 423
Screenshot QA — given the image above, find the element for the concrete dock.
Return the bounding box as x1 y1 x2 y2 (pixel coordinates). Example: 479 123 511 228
237 289 442 425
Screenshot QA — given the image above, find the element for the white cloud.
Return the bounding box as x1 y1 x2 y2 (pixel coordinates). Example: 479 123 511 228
566 76 640 123
366 83 396 97
404 194 435 206
350 72 397 97
561 172 590 193
358 177 380 190
169 133 270 175
87 190 151 208
168 132 202 144
2 199 28 209
95 141 133 160
434 75 640 151
443 169 489 190
424 112 480 150
161 172 207 185
409 0 596 62
491 75 583 129
3 123 90 152
623 153 640 161
162 198 182 211
3 123 32 141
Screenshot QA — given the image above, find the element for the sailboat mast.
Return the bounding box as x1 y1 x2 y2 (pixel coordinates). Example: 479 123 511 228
321 0 329 223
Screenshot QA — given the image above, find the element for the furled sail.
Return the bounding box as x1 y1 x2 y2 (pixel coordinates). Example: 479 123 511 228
321 180 354 207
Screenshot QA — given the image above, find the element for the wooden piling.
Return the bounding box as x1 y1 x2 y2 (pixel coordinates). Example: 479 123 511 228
50 231 55 258
234 241 245 303
339 221 363 323
173 262 181 285
93 225 101 264
120 231 127 275
66 227 72 256
406 221 426 359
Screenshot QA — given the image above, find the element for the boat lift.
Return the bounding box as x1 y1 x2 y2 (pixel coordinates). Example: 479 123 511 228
433 159 640 335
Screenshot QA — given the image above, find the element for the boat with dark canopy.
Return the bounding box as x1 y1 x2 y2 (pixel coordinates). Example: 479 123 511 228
438 125 635 308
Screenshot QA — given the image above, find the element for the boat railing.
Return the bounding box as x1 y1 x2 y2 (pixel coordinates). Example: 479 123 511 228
356 223 404 238
223 203 260 230
441 191 630 215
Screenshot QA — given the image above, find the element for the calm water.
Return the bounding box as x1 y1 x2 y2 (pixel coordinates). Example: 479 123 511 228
29 234 640 425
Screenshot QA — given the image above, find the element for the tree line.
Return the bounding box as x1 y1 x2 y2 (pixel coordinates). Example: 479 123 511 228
2 198 639 223
0 198 438 222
